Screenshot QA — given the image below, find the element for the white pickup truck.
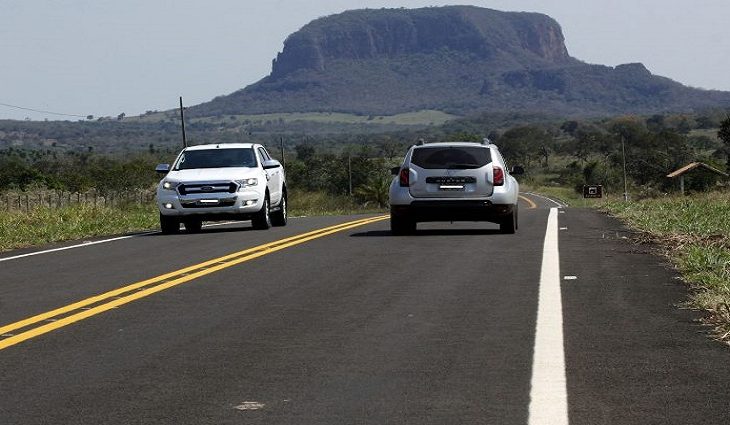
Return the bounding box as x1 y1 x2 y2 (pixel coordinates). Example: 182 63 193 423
155 143 287 234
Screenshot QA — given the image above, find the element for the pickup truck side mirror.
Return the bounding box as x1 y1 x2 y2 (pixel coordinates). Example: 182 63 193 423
262 159 281 170
511 165 525 175
390 166 401 176
155 163 170 174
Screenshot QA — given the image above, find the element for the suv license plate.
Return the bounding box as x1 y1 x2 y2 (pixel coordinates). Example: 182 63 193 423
439 185 464 191
199 199 220 204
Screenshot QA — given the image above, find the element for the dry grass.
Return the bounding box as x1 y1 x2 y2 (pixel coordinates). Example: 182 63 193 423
602 192 730 344
0 204 158 252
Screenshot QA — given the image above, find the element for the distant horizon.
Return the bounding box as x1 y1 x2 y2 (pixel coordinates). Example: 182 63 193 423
1 0 728 121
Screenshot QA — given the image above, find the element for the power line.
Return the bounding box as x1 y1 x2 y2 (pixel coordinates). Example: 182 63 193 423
0 101 88 118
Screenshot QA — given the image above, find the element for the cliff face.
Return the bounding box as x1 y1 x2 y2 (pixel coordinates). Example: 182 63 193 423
190 6 730 117
270 7 572 79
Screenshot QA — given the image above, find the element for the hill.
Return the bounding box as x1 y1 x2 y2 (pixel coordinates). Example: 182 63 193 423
189 6 730 118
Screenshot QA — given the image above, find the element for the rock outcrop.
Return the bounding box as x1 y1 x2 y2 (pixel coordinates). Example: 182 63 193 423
270 7 573 79
190 6 730 117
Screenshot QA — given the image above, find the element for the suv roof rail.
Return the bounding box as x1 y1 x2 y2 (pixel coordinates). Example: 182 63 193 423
482 138 492 145
415 138 426 146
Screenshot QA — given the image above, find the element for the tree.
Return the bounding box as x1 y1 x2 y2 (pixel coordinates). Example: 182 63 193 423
499 126 552 167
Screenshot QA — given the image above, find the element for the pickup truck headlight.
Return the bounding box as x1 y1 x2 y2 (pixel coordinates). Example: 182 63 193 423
162 181 180 191
235 178 258 189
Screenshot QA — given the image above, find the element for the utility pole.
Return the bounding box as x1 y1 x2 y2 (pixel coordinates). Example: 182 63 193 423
621 135 628 201
348 153 353 196
280 137 285 167
179 96 187 148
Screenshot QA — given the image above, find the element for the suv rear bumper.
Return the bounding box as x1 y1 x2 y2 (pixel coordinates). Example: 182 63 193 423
390 200 514 223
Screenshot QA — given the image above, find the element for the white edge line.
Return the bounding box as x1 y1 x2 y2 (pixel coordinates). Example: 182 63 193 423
0 221 233 263
523 192 567 208
0 233 156 263
528 207 569 425
0 217 307 263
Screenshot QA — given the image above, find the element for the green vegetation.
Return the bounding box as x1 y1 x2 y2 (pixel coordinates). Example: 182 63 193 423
603 193 730 344
0 204 158 252
0 148 163 193
289 191 386 217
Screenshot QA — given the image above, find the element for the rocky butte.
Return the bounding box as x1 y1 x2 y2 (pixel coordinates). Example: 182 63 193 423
190 6 730 118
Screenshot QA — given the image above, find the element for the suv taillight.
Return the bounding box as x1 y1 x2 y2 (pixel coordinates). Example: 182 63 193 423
493 166 504 186
399 168 410 187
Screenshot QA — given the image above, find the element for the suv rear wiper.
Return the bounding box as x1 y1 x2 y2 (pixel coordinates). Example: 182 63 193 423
447 163 480 169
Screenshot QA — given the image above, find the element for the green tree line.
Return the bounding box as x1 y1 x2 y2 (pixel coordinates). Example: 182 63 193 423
2 111 729 201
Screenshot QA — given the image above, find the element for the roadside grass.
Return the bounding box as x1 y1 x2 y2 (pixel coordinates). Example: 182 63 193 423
0 204 159 252
289 191 386 217
0 191 384 253
602 192 730 344
521 184 608 208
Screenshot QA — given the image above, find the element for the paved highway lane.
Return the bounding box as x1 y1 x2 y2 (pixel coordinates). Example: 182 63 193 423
1 194 728 424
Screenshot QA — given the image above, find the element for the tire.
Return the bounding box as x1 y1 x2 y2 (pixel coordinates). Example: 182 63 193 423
251 195 272 230
271 190 287 227
390 214 416 235
499 207 517 234
160 213 180 234
184 218 202 233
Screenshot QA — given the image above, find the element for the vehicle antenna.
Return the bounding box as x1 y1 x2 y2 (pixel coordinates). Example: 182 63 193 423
179 96 188 148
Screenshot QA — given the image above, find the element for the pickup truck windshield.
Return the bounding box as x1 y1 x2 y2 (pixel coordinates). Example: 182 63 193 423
174 148 257 170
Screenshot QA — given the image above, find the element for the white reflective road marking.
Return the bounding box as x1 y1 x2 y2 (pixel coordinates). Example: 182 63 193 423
523 192 567 208
0 219 305 263
234 401 265 411
0 233 156 263
528 207 569 425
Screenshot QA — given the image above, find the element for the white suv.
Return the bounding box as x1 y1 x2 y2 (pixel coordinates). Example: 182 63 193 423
155 143 287 233
389 140 523 235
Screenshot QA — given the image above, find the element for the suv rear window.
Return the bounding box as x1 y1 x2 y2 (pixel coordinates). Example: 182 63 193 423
174 148 257 170
411 146 491 169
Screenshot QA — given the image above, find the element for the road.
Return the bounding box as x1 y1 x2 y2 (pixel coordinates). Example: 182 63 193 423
1 193 729 424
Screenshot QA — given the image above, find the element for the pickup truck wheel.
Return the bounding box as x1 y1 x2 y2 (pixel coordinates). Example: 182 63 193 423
390 214 416 235
184 219 202 233
271 192 287 227
499 207 517 234
160 214 180 234
251 196 272 230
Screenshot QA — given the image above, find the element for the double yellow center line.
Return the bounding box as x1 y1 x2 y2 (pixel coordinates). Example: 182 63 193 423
0 215 388 351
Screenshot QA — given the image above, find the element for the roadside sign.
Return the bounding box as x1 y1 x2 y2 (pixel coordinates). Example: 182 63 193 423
583 185 603 198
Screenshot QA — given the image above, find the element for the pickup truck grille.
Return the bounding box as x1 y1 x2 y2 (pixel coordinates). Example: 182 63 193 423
178 182 237 196
180 199 237 208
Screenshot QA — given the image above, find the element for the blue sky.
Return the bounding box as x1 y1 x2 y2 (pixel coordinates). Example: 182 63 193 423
1 0 728 120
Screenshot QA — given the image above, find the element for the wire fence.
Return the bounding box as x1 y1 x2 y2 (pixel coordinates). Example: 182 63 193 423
1 190 156 212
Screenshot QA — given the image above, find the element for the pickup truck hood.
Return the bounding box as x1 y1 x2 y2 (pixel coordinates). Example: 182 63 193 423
166 167 258 183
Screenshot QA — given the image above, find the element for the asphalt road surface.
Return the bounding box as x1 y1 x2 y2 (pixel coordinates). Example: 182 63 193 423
1 193 729 424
